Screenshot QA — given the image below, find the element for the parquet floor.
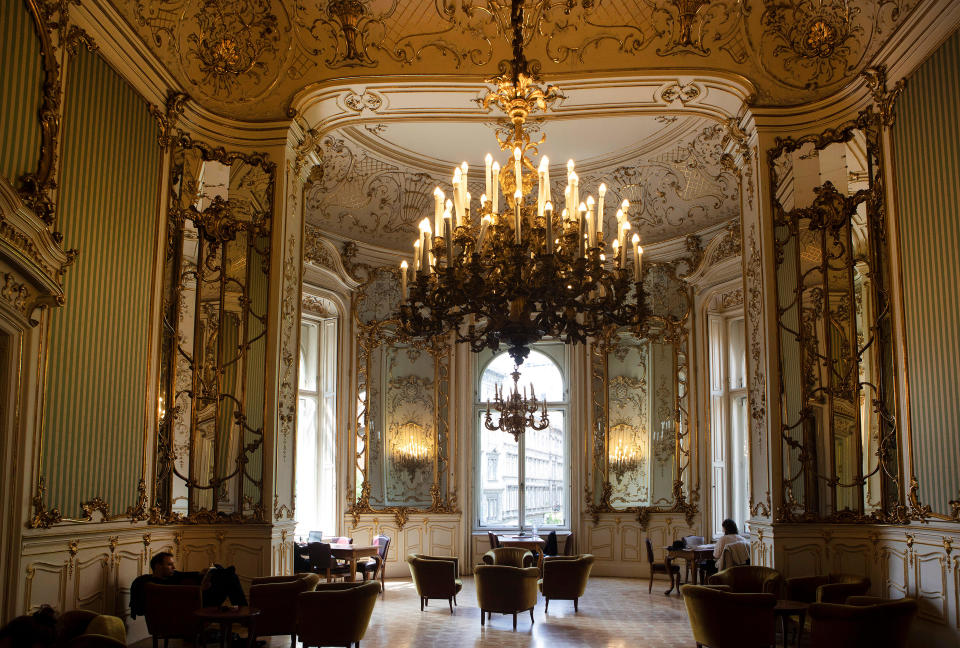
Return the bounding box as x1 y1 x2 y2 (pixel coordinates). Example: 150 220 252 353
134 576 698 648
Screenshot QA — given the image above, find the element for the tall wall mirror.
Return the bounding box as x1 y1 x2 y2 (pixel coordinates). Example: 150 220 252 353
154 137 274 521
769 112 903 522
589 262 694 523
351 267 454 526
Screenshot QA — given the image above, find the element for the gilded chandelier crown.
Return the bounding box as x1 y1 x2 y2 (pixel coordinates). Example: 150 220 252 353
397 0 648 366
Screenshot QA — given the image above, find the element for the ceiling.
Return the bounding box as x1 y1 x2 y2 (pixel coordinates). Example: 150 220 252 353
304 114 740 251
119 0 922 121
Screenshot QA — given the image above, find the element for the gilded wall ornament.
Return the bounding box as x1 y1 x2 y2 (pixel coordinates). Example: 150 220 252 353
862 64 905 127
177 0 290 101
80 497 110 521
28 477 62 529
150 92 190 150
0 273 31 315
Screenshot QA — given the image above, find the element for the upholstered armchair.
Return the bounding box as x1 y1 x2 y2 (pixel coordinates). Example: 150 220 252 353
296 581 381 648
406 554 462 612
785 573 871 604
682 584 777 648
474 564 540 630
538 554 594 612
56 610 126 648
249 572 321 647
708 565 783 596
481 547 535 568
807 597 917 648
143 584 203 648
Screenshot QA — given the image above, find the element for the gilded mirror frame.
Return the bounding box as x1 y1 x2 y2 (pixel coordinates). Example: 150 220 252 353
349 266 457 529
153 133 274 524
766 104 911 524
587 261 697 527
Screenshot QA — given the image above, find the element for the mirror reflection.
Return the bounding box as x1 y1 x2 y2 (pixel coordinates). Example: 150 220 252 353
155 141 272 520
771 125 900 520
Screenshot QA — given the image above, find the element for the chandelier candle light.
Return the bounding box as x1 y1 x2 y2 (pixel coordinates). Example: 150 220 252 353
484 367 549 442
397 0 648 367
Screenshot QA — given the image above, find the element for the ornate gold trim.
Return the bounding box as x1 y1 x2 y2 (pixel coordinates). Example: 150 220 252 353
28 477 62 529
63 25 97 56
862 65 905 128
79 497 110 521
149 92 190 150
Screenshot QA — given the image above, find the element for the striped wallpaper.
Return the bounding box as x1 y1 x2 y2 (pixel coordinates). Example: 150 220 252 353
893 27 960 516
0 0 43 186
43 47 161 515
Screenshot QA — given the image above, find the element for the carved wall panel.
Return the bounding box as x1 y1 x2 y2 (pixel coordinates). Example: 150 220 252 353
582 512 697 579
347 514 460 578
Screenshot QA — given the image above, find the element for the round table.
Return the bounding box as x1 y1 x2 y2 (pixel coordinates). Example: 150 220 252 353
194 606 261 648
773 600 809 648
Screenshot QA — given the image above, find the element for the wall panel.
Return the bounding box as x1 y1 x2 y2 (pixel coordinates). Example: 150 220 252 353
42 47 161 513
0 0 43 184
893 27 960 515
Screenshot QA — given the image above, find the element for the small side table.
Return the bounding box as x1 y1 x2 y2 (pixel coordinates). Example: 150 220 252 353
774 600 809 648
194 606 261 648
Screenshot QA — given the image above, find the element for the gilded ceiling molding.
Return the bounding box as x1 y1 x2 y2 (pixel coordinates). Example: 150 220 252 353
63 25 98 55
150 91 190 150
303 222 362 290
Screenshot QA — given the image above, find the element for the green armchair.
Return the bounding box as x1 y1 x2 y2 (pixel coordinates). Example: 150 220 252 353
682 584 777 648
708 565 783 596
785 573 871 604
807 597 917 648
482 547 535 567
250 572 321 647
296 581 381 648
474 564 540 630
406 554 463 612
55 610 126 648
538 554 594 612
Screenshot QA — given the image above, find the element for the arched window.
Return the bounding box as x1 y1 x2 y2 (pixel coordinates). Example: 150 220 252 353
475 345 569 531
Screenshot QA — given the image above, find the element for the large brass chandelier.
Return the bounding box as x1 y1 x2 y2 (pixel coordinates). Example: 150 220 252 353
397 0 648 366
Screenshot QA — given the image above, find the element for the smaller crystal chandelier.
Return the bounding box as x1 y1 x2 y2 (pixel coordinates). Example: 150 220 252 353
484 367 549 442
392 423 432 480
609 423 642 480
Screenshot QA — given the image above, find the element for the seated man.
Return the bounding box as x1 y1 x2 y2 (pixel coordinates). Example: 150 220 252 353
130 551 248 619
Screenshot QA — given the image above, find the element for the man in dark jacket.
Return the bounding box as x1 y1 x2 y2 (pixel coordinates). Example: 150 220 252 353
129 551 247 619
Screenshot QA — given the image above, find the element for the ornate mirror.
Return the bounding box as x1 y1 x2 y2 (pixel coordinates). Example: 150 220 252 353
154 136 274 521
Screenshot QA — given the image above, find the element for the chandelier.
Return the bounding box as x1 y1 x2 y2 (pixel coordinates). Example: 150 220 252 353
484 367 549 442
609 423 643 480
391 422 432 480
397 0 648 366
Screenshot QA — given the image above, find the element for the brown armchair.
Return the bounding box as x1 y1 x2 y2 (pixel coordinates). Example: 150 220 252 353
249 572 321 647
682 584 776 648
143 583 203 648
474 564 540 630
786 573 871 604
538 554 594 612
406 554 463 612
708 565 783 596
807 597 917 648
56 610 126 648
482 547 535 568
296 581 381 648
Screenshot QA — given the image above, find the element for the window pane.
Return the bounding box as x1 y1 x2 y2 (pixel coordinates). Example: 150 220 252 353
524 410 566 528
299 322 318 391
295 395 318 538
480 350 563 402
478 411 519 528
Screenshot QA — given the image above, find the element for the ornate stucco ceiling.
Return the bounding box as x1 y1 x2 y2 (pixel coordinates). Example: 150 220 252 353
304 114 739 251
120 0 921 121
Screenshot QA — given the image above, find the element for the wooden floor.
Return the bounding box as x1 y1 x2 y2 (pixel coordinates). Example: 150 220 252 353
133 576 698 648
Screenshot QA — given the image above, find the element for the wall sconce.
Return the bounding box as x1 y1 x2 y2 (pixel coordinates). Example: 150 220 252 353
391 422 432 480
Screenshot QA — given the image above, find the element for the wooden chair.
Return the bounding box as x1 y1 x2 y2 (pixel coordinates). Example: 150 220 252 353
143 584 203 648
542 530 559 556
562 532 576 556
646 538 680 594
307 541 351 582
357 534 391 593
487 531 500 550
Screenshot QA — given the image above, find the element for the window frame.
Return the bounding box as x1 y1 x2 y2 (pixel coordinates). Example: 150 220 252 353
472 343 571 532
